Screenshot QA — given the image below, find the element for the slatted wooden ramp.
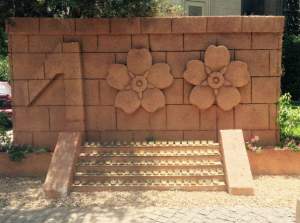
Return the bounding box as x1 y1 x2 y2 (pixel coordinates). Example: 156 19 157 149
71 141 227 192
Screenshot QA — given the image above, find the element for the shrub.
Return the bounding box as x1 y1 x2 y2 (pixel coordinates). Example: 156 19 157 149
0 112 12 130
0 56 9 81
278 93 300 141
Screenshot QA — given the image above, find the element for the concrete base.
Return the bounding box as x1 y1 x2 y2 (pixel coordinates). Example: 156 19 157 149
43 132 82 199
220 129 254 196
297 199 300 223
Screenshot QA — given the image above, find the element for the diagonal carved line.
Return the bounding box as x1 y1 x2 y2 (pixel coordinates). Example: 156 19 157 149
28 73 64 106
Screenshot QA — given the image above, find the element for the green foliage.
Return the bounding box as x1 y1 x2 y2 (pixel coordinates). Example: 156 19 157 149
284 0 300 36
0 56 9 81
0 112 12 130
278 93 300 141
0 128 49 161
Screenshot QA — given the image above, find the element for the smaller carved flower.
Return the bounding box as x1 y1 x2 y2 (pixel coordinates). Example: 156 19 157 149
107 49 174 114
184 45 250 111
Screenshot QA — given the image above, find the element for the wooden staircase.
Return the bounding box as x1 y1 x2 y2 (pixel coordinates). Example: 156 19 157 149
72 140 227 192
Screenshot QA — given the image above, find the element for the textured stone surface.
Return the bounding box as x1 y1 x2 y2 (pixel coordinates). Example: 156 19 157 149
106 64 130 90
43 132 82 198
8 17 283 147
127 48 152 75
204 45 230 71
220 129 254 195
216 87 241 111
115 90 140 114
190 86 215 110
184 60 207 85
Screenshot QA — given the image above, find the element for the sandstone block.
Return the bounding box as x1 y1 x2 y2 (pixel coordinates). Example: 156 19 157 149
14 107 49 131
183 81 193 104
172 17 206 33
239 82 251 103
167 52 200 78
235 50 269 76
7 18 39 33
184 34 217 51
65 106 85 122
217 108 234 129
111 18 140 34
217 34 251 50
132 35 149 49
84 80 99 105
75 18 109 34
183 131 217 141
269 104 279 130
63 53 82 79
63 35 97 52
242 16 284 33
43 132 82 198
28 79 65 105
12 54 45 79
86 132 101 142
82 53 115 79
152 52 166 63
98 35 131 52
252 77 280 103
49 107 65 131
45 54 63 79
251 130 278 146
40 18 75 34
11 35 28 52
164 79 183 104
12 80 29 106
14 131 33 145
235 104 269 130
167 105 199 130
220 129 254 196
64 80 84 106
150 108 166 130
200 106 217 130
86 106 116 130
117 108 150 130
99 80 117 105
252 33 281 50
150 34 183 51
29 35 62 53
101 131 133 142
33 132 58 149
141 18 171 33
116 53 127 64
207 17 242 33
270 50 282 76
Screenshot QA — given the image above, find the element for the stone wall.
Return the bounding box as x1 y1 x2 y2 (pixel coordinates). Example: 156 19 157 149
7 16 284 149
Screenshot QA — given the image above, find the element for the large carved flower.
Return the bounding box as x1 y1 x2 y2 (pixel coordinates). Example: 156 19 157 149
183 45 250 111
107 49 174 114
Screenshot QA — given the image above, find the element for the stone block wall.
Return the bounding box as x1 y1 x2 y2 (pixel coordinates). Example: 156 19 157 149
7 16 284 149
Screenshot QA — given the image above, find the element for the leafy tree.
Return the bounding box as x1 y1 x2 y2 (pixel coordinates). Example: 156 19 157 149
284 0 300 35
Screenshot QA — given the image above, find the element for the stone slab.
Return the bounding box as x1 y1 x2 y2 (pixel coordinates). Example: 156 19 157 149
43 132 82 199
220 129 254 196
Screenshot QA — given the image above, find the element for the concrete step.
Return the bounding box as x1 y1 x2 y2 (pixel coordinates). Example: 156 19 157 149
72 178 226 192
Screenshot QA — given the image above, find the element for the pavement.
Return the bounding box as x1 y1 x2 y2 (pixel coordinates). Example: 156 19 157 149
0 206 295 223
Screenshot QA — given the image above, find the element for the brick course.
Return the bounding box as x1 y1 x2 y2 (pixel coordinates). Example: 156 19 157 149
8 17 284 147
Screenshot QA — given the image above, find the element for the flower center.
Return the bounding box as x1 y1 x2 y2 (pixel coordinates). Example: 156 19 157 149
207 72 224 89
131 76 148 93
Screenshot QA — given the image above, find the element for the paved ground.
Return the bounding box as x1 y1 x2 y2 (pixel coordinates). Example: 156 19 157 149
0 206 295 223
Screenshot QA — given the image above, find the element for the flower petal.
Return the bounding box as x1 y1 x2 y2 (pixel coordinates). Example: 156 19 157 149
141 88 165 113
183 60 207 85
216 87 241 111
107 64 130 90
127 49 152 75
224 61 250 87
115 90 140 114
189 86 215 110
204 45 230 72
147 63 173 89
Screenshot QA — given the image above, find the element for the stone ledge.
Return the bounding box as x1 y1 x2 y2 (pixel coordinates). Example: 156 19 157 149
6 16 285 34
220 129 254 196
43 132 82 199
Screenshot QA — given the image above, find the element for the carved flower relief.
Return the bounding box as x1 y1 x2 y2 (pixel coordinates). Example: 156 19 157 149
106 49 174 114
183 45 250 111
